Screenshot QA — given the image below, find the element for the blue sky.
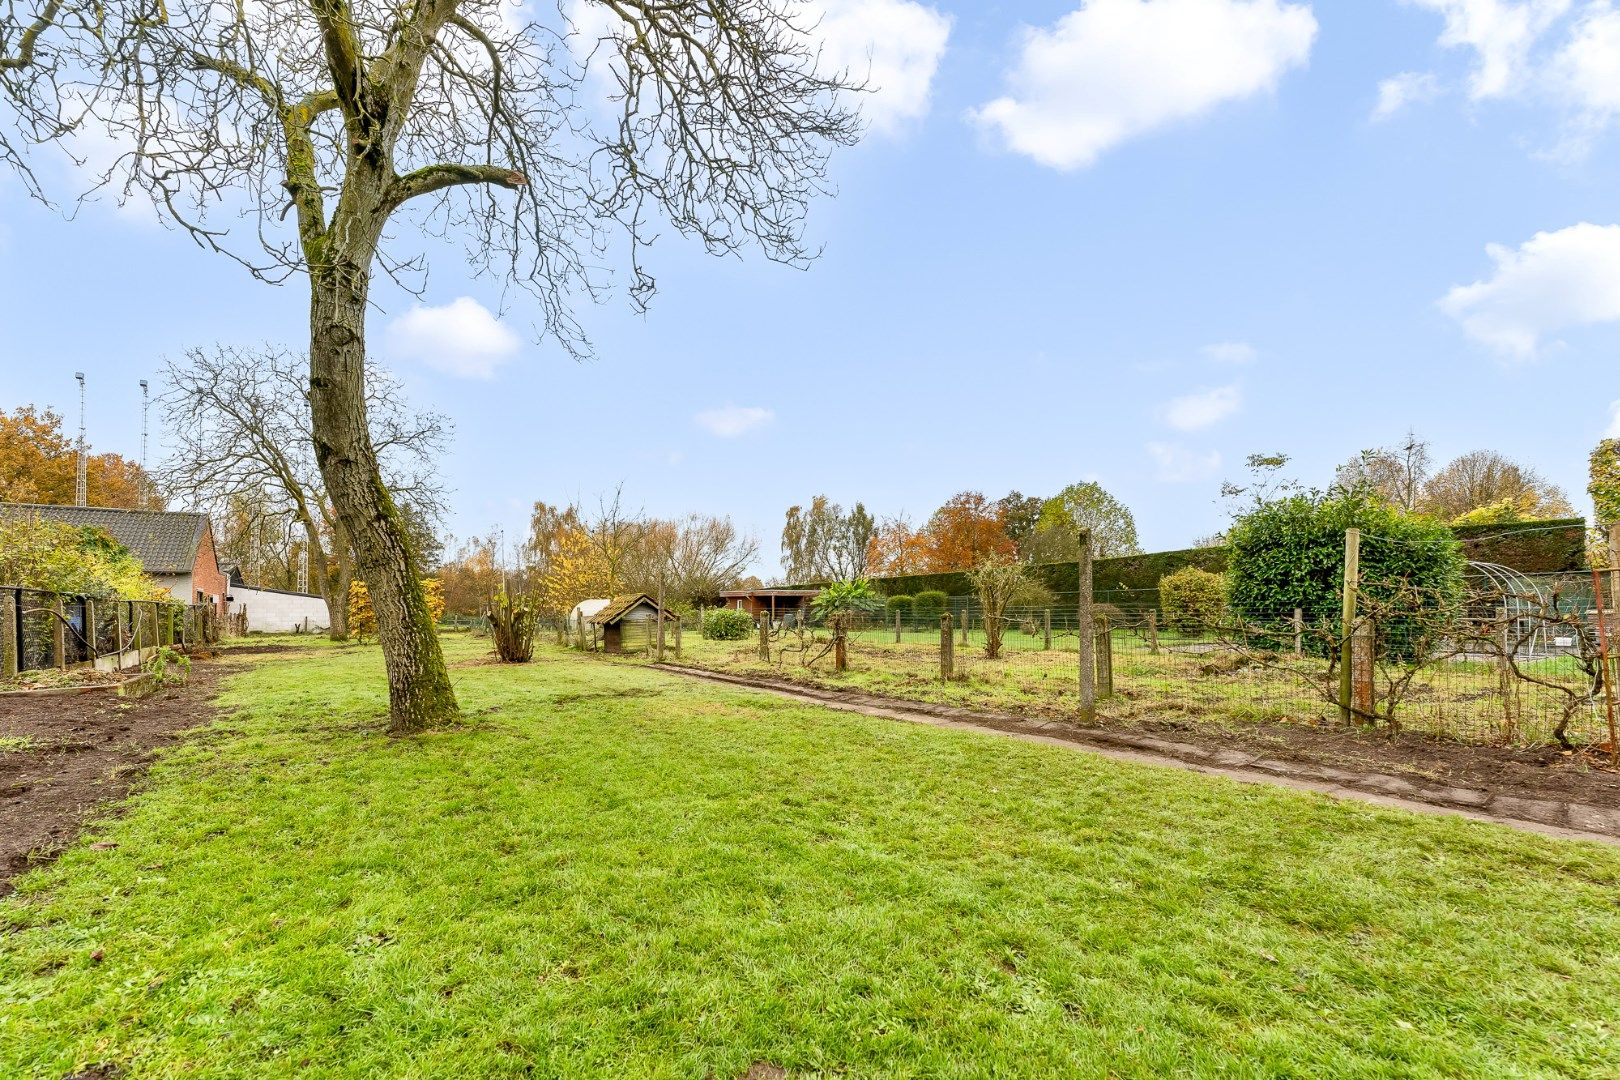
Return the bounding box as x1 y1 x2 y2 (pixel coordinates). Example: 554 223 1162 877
4 0 1620 578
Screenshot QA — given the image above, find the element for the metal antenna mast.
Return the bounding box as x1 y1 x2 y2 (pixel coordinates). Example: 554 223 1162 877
139 379 149 473
74 372 87 506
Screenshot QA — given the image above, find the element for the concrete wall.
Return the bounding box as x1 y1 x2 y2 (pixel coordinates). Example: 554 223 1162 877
231 585 330 633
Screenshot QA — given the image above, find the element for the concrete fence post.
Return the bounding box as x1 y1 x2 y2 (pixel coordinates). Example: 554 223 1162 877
1 589 18 679
575 612 586 650
960 608 969 646
1043 609 1052 651
84 599 97 660
1293 607 1304 657
758 617 771 663
940 612 954 681
1077 530 1096 723
1146 610 1159 655
894 610 901 644
51 594 67 670
1351 617 1376 724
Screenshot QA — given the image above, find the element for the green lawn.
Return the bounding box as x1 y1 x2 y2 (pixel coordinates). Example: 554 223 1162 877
4 635 1620 1077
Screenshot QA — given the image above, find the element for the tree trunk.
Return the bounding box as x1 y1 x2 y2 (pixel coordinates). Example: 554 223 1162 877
308 254 458 733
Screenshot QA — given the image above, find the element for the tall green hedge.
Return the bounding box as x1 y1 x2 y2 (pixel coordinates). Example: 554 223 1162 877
848 518 1585 605
1451 517 1589 573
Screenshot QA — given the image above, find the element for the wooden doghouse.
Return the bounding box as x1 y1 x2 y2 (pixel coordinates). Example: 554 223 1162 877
589 593 678 654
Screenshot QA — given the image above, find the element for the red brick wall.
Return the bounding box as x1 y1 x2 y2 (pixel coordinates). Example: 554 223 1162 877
191 525 230 614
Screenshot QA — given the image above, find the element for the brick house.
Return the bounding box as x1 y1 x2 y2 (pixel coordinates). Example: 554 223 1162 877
0 503 231 613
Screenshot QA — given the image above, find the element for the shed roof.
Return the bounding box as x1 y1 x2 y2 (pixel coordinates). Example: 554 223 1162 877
0 502 209 575
719 588 821 598
589 593 676 624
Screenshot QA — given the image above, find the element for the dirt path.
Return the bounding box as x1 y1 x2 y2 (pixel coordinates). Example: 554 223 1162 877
655 663 1620 846
0 646 301 895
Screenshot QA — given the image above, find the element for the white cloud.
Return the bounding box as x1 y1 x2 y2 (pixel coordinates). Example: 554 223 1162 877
1406 0 1571 100
1372 71 1444 119
968 0 1317 170
383 297 521 379
695 405 775 437
1440 222 1620 358
1147 442 1223 482
1201 341 1259 364
567 0 949 136
1555 3 1620 119
1163 385 1243 430
1398 1 1620 151
1606 398 1620 436
811 0 953 134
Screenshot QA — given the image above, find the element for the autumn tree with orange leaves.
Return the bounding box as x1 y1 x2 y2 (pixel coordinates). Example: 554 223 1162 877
866 515 930 577
920 492 1015 572
0 406 160 509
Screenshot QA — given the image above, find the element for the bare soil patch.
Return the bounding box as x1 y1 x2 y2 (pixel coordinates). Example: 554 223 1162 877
0 659 238 895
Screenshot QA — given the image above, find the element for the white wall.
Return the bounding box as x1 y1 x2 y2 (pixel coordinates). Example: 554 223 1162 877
230 585 330 633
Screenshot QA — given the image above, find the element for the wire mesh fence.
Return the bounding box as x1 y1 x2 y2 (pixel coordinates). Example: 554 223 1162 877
651 570 1620 750
2 585 223 679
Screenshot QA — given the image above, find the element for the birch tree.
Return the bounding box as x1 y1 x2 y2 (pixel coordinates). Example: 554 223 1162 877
1 0 861 729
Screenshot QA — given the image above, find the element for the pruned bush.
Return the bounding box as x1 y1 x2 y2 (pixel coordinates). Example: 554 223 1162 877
912 590 948 623
703 608 754 640
1226 490 1464 656
1160 567 1225 633
885 594 913 619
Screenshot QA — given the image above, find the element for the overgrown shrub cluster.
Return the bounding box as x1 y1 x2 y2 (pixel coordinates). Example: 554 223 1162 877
703 608 755 640
1159 567 1225 632
0 514 165 599
1226 491 1465 660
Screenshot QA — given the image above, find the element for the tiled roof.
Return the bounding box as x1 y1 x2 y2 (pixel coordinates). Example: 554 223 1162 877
0 502 208 574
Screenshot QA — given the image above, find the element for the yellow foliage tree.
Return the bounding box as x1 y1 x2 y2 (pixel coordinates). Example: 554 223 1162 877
534 524 611 618
351 577 445 641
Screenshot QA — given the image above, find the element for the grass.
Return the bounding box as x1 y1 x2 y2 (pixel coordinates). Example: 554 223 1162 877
669 627 1606 747
3 635 1620 1077
0 735 40 753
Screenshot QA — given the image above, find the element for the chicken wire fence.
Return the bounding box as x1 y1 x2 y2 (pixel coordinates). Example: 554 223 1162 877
672 569 1620 750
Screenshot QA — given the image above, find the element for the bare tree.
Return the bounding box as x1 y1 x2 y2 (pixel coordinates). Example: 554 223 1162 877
633 514 758 604
2 0 862 730
158 344 449 641
1421 450 1574 521
1335 430 1431 513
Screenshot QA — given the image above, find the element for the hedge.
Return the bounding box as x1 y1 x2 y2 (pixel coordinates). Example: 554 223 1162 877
850 517 1586 604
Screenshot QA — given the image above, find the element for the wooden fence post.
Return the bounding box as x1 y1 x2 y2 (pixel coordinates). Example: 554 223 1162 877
834 617 848 673
1146 610 1159 655
894 610 901 644
1043 609 1052 651
1292 607 1304 657
575 612 586 650
1 589 17 679
960 608 969 646
1077 530 1096 723
1095 615 1114 700
1339 528 1361 725
758 617 771 663
655 573 666 662
940 612 953 681
84 599 97 660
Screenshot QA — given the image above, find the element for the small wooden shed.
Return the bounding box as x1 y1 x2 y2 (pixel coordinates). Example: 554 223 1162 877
589 593 678 654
